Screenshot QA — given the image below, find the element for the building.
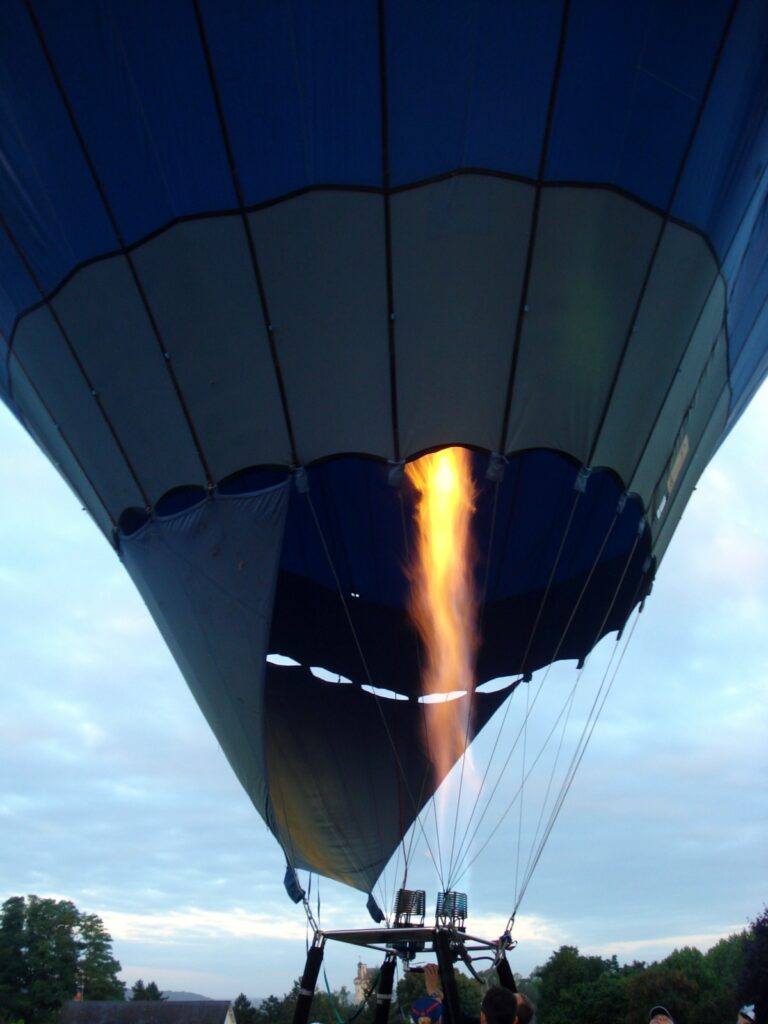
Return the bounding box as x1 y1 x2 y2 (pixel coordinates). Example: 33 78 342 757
57 1003 236 1024
354 962 378 1004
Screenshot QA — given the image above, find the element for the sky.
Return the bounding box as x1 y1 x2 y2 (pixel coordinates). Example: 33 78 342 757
1 386 767 1001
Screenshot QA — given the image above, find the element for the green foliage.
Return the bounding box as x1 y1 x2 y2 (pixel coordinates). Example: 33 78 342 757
514 971 541 1006
530 935 748 1024
536 945 621 1024
233 993 259 1024
23 896 80 1022
625 965 699 1024
0 898 27 1024
739 906 768 1024
131 979 165 1001
0 895 124 1024
78 914 125 1001
706 931 746 996
395 968 425 1013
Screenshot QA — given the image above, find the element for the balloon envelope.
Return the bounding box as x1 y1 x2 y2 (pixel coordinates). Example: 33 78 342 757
1 0 767 896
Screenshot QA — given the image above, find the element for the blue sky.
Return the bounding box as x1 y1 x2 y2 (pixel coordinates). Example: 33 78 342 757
1 387 767 1001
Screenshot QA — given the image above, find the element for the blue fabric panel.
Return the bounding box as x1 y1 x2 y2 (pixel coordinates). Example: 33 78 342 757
33 0 236 246
119 483 290 824
479 455 642 600
270 453 650 694
0 228 37 410
201 0 382 205
547 0 730 208
727 193 768 362
282 459 407 608
726 192 768 414
673 0 768 259
386 0 561 184
279 452 644 613
0 1 115 292
728 297 768 429
0 229 37 341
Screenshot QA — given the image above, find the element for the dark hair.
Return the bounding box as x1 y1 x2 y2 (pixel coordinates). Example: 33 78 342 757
481 987 518 1024
516 994 534 1024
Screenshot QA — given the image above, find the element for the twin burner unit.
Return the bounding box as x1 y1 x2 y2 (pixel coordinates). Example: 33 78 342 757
293 889 517 1024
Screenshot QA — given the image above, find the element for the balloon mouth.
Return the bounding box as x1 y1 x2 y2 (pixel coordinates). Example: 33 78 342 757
118 448 651 893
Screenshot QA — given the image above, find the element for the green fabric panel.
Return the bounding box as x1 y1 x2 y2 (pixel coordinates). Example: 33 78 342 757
11 305 144 527
631 275 726 504
249 193 392 463
592 222 719 482
132 216 293 479
9 358 115 538
506 188 659 463
392 176 532 457
651 337 729 560
50 255 205 502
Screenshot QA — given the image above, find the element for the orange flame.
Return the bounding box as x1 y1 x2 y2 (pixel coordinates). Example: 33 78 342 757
406 447 479 785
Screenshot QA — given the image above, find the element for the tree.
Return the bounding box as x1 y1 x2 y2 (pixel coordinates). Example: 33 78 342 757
77 914 124 1001
706 931 746 997
625 965 699 1024
536 945 615 1024
0 897 124 1024
0 897 27 1024
19 896 80 1024
739 907 768 1024
254 980 302 1024
233 994 258 1024
131 980 165 1001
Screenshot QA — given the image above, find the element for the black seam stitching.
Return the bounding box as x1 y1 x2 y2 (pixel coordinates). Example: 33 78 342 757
585 0 742 469
192 0 300 467
496 0 573 453
25 0 214 487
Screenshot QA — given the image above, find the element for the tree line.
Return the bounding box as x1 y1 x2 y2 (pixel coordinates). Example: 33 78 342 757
1 896 764 1024
233 906 767 1024
0 896 165 1024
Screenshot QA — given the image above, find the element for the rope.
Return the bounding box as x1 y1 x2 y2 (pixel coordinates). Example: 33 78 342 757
511 526 645 910
304 484 444 890
448 488 615 885
451 505 636 891
514 605 642 910
513 678 530 909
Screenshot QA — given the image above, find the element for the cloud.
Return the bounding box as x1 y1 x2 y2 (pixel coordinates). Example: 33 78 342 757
100 906 310 945
588 925 747 959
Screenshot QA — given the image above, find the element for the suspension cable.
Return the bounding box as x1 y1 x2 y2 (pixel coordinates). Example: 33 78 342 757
451 507 639 890
304 483 444 889
445 482 588 886
517 524 646 890
514 605 642 911
449 496 622 884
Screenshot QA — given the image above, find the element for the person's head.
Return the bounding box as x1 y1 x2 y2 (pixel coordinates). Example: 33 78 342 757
648 1006 673 1024
481 986 518 1024
738 1006 755 1024
515 993 534 1024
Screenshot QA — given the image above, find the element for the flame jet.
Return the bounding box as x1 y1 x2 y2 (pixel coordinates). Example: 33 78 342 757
406 448 479 787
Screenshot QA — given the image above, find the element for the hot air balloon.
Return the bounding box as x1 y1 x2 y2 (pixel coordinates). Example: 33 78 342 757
1 0 767 993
